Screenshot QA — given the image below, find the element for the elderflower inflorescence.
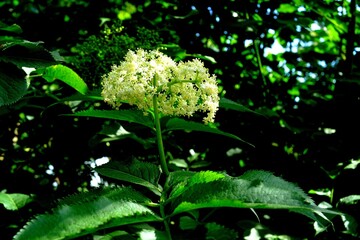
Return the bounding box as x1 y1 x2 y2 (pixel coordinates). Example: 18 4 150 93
101 49 219 123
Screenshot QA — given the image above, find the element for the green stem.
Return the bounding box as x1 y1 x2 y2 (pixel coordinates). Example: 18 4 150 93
152 75 172 238
160 200 172 240
254 39 270 101
152 75 170 176
254 39 267 88
153 94 169 176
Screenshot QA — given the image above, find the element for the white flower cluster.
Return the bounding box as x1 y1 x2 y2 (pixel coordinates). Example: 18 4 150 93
101 49 219 123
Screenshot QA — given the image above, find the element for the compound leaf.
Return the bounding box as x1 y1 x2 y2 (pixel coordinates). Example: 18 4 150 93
96 160 162 196
169 170 343 226
14 187 161 240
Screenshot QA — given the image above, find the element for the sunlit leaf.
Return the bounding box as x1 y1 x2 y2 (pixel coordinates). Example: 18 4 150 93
169 170 343 227
344 159 360 170
168 171 226 201
118 10 132 20
277 4 298 13
0 192 33 210
169 159 188 168
326 24 340 42
338 195 360 205
39 64 89 94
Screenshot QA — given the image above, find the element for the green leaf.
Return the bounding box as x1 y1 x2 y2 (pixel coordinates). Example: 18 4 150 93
169 170 343 225
277 4 298 13
0 40 58 68
0 21 22 34
96 160 162 196
169 159 188 168
58 186 151 206
205 222 238 240
0 192 33 210
168 171 226 201
39 64 89 94
60 88 103 102
118 10 132 20
179 216 199 230
164 118 254 147
14 187 161 240
93 121 155 149
166 171 196 189
93 230 130 240
338 195 360 205
0 62 27 106
63 109 154 129
219 98 263 116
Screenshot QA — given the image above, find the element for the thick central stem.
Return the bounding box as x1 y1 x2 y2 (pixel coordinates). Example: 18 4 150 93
152 76 169 176
152 76 172 240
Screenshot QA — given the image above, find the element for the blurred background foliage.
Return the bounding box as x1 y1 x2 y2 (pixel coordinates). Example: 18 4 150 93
1 0 360 239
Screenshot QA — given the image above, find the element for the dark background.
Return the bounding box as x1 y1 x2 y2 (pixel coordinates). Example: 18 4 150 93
1 0 359 239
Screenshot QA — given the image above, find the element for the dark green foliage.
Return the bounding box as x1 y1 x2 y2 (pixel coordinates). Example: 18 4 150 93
1 0 360 239
68 23 163 88
13 166 343 239
0 21 60 106
0 62 27 106
164 118 254 146
205 222 239 240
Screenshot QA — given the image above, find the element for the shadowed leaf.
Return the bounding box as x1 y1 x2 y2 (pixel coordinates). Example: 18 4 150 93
96 160 162 196
0 62 27 106
164 118 254 147
63 109 154 129
0 40 57 68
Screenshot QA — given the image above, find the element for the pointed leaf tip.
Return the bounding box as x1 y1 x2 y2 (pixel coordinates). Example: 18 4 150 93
14 187 161 240
41 64 89 94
